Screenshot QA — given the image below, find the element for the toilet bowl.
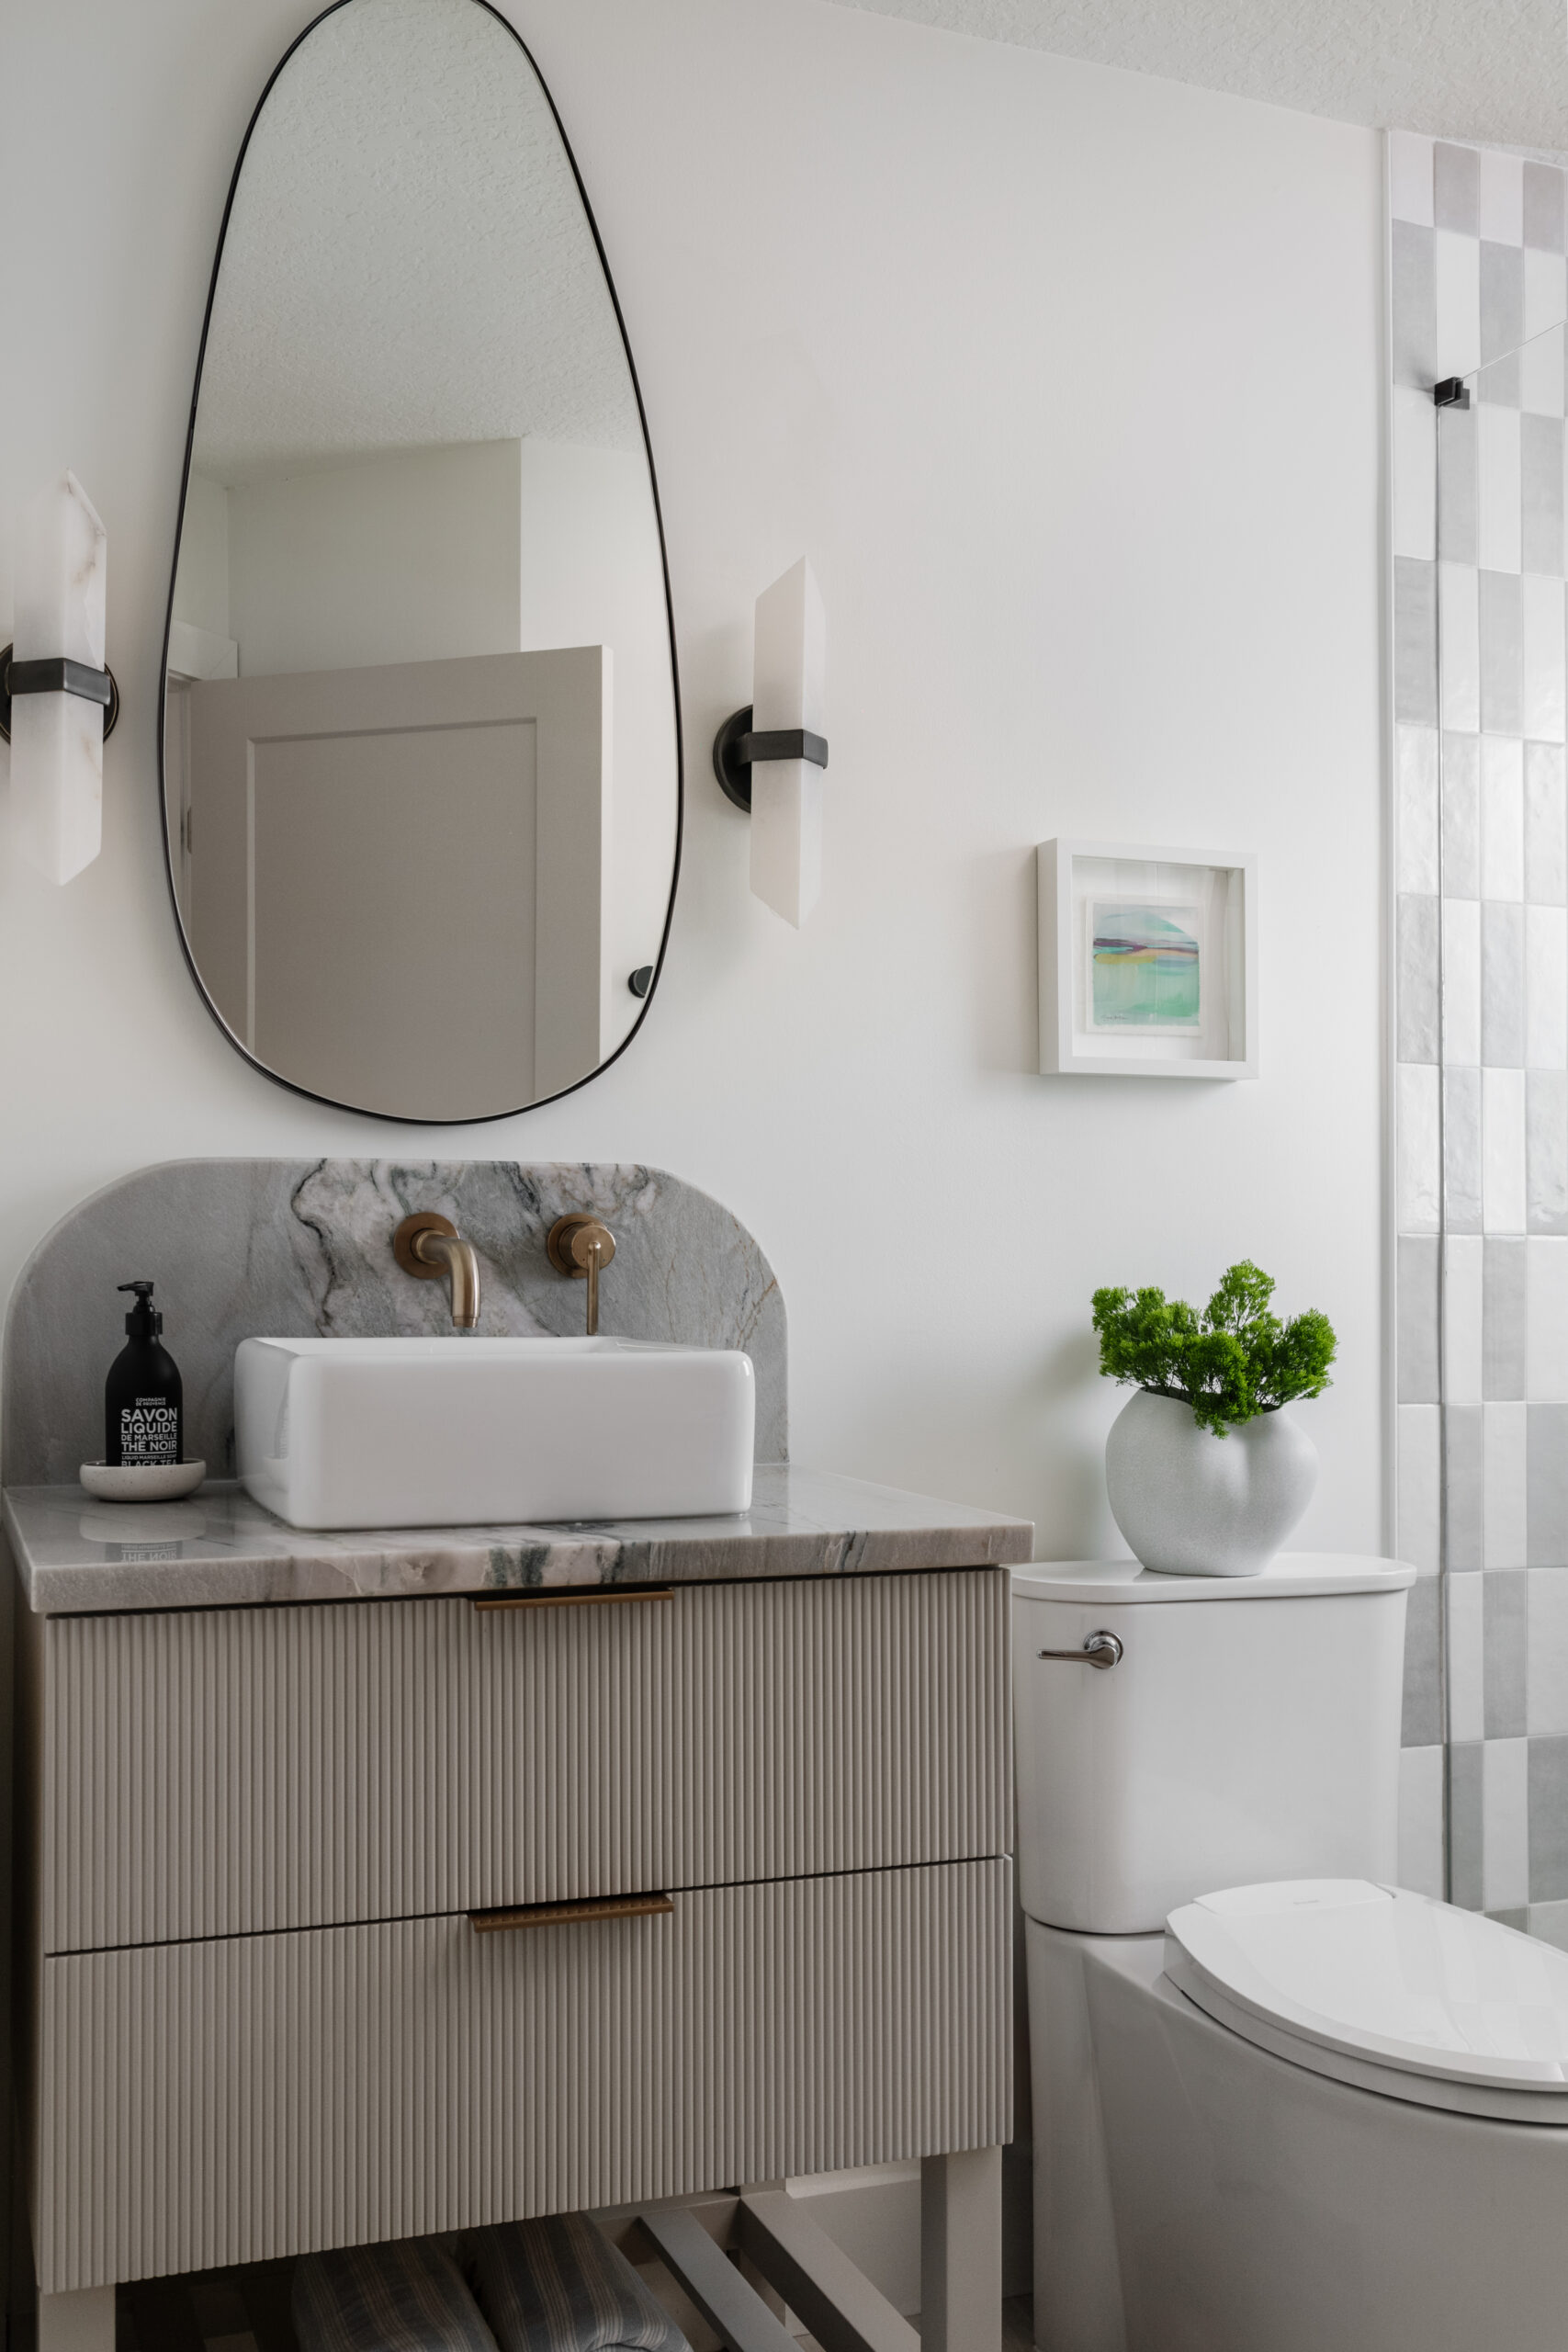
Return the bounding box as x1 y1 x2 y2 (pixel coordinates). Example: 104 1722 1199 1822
1012 1557 1568 2352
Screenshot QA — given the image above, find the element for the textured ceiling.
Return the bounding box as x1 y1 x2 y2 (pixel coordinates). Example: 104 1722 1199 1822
193 0 641 487
828 0 1568 158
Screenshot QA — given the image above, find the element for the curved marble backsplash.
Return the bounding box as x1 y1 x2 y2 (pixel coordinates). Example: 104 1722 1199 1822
4 1160 786 1487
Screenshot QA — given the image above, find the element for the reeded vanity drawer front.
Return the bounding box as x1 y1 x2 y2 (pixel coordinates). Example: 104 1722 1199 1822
35 1857 1012 2293
41 1570 1008 1951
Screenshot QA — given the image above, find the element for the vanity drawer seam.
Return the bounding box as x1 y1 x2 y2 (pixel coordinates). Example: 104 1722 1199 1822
41 1849 1018 1961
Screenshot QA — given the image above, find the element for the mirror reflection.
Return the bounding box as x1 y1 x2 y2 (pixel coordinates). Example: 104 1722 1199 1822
164 0 679 1121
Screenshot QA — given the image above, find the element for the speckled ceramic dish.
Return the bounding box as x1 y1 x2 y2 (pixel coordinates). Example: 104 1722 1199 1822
78 1460 206 1503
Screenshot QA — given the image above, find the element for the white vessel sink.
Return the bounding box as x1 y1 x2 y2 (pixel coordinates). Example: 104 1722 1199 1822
235 1336 756 1531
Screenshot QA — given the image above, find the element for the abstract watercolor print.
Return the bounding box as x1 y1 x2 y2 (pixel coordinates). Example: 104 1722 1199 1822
1090 902 1201 1029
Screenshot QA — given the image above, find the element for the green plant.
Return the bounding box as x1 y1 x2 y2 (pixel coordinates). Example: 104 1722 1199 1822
1090 1261 1336 1438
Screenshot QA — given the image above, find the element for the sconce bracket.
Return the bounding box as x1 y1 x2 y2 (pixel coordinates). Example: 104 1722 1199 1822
0 644 120 746
1433 377 1472 410
713 704 829 813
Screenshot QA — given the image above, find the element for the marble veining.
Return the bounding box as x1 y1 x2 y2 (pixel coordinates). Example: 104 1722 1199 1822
3 1465 1034 1614
4 1159 786 1487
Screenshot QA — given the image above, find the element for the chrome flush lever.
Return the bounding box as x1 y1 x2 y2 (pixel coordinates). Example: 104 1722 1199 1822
1038 1631 1123 1670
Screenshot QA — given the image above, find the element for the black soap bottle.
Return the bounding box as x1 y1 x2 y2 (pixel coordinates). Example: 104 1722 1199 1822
105 1282 184 1468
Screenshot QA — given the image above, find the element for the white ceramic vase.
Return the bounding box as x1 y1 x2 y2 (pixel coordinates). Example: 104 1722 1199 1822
1104 1388 1317 1577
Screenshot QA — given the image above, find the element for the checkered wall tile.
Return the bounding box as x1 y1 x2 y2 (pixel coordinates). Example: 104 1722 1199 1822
1392 128 1568 1939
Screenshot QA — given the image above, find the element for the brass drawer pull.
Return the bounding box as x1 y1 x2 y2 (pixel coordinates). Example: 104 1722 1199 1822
469 1892 675 1932
472 1585 674 1612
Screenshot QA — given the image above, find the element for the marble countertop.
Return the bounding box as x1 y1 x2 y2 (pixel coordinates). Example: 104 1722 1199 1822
2 1465 1034 1615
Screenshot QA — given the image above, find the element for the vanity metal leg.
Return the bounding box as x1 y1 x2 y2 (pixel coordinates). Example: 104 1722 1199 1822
37 2285 117 2351
920 2145 1002 2352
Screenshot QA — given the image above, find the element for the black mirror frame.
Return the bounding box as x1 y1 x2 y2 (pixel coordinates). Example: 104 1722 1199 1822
158 0 683 1125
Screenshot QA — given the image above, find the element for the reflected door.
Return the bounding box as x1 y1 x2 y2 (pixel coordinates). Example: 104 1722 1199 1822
185 646 606 1119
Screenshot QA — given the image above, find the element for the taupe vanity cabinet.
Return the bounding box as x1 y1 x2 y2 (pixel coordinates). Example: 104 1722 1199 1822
8 1505 1025 2352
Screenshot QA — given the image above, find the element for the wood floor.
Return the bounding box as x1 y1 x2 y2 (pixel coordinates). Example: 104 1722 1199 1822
117 2260 1037 2349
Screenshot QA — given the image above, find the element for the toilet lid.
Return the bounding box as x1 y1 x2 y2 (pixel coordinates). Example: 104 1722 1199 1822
1165 1880 1568 2123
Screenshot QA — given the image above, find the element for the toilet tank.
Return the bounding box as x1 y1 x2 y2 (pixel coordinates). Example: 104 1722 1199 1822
1012 1554 1416 1934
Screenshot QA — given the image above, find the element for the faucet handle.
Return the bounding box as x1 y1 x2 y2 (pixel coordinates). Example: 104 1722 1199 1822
547 1215 616 1335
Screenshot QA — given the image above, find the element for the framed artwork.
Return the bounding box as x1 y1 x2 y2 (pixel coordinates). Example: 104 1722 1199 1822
1037 839 1258 1078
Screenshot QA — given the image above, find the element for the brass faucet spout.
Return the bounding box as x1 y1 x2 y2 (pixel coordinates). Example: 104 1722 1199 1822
416 1230 480 1329
392 1214 481 1329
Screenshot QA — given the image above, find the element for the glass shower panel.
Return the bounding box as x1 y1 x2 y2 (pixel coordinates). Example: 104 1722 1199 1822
1432 306 1568 1932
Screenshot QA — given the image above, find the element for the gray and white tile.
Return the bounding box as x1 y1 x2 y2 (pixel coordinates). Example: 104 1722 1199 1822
1529 1735 1568 1899
1477 404 1522 571
1527 1068 1568 1230
1396 725 1441 893
1521 571 1566 740
1525 741 1567 901
1397 1402 1441 1573
1450 1742 1485 1909
1526 1237 1568 1396
1483 1400 1528 1566
1482 898 1526 1065
1394 558 1439 726
1435 144 1481 238
1528 1401 1568 1564
1445 1402 1485 1571
1397 1745 1445 1894
1402 1572 1444 1748
1440 730 1483 894
1390 131 1435 231
1525 902 1568 1066
1397 1062 1442 1236
1483 1238 1527 1397
1484 1571 1529 1736
1480 151 1524 249
1479 570 1523 734
1524 161 1567 254
1481 734 1525 897
1444 1062 1484 1231
1521 411 1565 572
1483 1736 1530 1910
1526 1569 1568 1732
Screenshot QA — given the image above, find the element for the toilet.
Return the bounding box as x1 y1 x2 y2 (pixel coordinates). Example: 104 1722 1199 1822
1014 1554 1568 2352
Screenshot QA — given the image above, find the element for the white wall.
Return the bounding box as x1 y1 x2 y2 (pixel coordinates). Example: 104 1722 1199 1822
170 469 230 641
224 439 524 673
515 437 677 1048
0 0 1386 1561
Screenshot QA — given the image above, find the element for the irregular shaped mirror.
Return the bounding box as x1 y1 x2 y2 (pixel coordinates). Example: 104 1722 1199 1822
163 0 679 1122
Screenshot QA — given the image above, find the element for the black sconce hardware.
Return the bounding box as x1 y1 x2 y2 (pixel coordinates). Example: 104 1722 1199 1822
1432 377 1472 410
712 703 829 814
627 966 653 998
0 642 120 747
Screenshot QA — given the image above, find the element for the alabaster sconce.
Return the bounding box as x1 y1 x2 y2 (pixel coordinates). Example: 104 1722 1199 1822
713 557 829 928
0 473 118 884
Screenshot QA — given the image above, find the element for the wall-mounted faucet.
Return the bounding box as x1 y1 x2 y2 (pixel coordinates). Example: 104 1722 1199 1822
393 1213 480 1329
547 1215 616 1335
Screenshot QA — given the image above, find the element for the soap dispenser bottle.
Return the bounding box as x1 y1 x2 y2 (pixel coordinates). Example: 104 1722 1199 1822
105 1281 184 1467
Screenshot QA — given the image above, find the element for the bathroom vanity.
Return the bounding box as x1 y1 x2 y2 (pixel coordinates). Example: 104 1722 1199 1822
6 1473 1024 2347
2 1159 1029 2351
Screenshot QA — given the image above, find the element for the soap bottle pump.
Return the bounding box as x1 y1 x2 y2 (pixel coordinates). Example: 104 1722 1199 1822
105 1281 184 1468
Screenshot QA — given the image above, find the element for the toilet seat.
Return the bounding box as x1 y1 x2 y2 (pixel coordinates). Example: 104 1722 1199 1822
1165 1879 1568 2123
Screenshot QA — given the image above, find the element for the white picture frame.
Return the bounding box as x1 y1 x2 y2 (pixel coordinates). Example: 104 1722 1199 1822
1037 838 1258 1079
